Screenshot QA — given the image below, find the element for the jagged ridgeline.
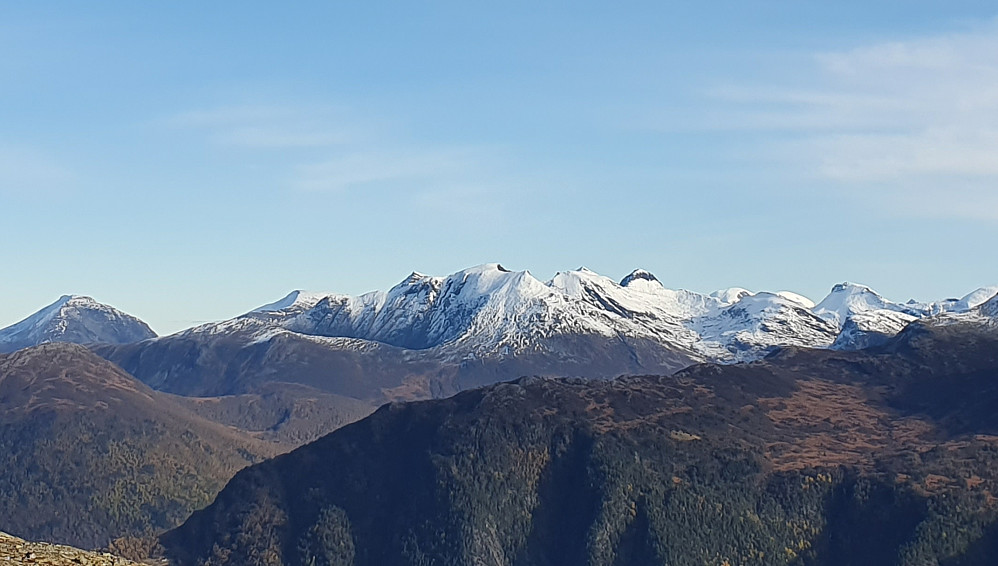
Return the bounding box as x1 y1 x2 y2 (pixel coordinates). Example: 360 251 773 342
163 319 998 566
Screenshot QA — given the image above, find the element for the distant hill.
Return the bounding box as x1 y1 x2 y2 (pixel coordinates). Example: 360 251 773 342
164 315 998 566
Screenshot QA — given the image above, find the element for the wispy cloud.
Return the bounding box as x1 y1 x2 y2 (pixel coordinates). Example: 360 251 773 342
165 103 511 216
702 19 998 219
293 148 480 193
166 104 353 149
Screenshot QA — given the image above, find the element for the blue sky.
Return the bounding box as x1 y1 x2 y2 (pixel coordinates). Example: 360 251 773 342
3 2 998 334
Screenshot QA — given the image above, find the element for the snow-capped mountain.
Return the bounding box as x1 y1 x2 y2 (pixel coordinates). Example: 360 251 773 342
247 265 710 360
0 295 156 354
242 264 991 363
84 264 998 404
16 268 993 369
810 283 998 349
692 292 839 361
938 286 998 313
811 283 924 350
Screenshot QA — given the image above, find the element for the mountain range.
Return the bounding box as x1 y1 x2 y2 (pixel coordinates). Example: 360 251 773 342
3 264 997 558
162 307 998 565
4 265 994 405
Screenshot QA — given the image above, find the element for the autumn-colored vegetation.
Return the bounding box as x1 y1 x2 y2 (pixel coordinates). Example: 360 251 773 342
164 320 998 565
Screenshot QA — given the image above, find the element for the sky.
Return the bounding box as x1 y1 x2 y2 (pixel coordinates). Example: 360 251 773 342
3 1 998 335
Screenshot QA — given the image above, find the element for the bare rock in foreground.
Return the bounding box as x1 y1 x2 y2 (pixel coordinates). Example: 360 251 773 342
0 531 154 565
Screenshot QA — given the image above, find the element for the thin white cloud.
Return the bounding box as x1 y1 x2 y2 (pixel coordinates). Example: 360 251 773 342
165 104 353 149
702 19 998 219
165 102 510 213
294 148 481 193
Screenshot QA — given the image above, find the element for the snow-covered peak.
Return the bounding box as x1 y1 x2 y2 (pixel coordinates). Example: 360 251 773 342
774 291 816 309
949 286 998 313
3 295 80 335
814 282 896 326
693 291 838 362
619 269 663 292
253 290 331 313
727 291 811 316
0 295 156 354
442 264 549 303
710 288 753 305
549 268 620 298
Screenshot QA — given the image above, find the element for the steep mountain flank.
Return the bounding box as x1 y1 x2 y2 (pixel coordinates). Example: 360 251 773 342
164 318 998 566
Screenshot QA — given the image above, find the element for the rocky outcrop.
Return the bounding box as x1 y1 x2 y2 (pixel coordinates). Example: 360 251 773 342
0 531 147 566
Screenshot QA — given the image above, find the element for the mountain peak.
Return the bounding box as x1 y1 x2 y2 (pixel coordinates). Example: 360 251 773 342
0 295 156 354
774 291 816 309
620 269 661 287
710 287 753 305
252 290 330 313
829 282 876 294
814 282 892 326
953 286 998 312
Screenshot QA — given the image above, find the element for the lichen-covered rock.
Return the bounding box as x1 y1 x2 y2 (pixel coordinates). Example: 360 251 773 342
0 531 152 565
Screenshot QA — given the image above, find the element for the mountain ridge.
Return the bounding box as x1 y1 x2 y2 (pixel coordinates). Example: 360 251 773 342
241 264 998 362
79 264 998 407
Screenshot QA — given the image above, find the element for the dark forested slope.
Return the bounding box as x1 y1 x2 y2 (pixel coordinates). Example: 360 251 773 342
164 317 998 566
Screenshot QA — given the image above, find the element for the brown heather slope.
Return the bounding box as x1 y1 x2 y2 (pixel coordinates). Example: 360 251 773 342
165 318 998 566
0 343 287 551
